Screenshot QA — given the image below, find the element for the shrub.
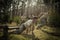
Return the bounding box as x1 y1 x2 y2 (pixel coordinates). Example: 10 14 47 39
13 16 21 25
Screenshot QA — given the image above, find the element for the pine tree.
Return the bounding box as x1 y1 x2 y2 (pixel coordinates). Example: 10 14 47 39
44 0 60 27
0 0 12 24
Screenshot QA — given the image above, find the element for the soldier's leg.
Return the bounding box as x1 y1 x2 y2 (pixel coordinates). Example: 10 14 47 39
26 27 28 34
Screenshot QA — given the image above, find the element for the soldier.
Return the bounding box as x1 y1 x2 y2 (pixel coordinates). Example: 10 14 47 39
16 16 38 34
37 12 48 29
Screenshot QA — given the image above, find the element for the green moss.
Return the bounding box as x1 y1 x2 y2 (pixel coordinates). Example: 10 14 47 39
9 34 31 40
0 32 3 37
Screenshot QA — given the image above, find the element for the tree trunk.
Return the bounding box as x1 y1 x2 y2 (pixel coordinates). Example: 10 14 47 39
48 0 60 28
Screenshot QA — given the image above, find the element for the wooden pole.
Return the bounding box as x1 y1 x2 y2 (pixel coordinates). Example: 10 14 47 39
3 25 9 40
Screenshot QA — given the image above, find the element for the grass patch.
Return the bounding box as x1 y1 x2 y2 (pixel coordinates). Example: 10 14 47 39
0 32 3 37
9 34 31 40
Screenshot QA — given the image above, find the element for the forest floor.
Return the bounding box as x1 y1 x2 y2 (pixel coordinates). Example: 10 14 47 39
9 25 60 40
0 22 60 40
33 26 60 40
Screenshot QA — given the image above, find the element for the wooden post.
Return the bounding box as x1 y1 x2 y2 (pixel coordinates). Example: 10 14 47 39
3 25 9 40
